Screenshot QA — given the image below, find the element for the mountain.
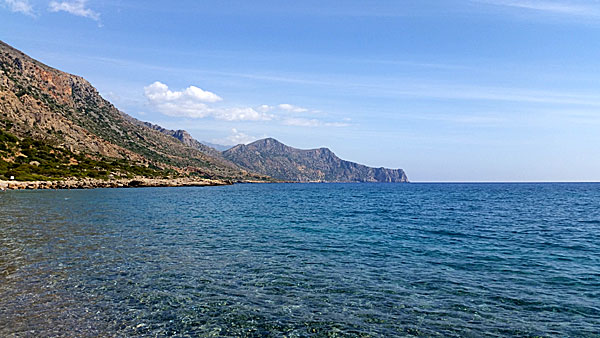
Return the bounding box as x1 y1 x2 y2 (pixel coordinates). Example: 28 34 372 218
142 122 226 159
223 138 408 183
0 40 267 182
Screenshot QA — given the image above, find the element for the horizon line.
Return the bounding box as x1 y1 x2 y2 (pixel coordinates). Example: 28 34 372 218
409 181 600 184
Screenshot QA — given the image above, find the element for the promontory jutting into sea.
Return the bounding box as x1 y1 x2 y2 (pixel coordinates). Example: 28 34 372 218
2 1 600 336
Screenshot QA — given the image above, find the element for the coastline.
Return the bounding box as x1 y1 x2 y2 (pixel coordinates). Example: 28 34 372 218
0 177 234 190
0 178 414 190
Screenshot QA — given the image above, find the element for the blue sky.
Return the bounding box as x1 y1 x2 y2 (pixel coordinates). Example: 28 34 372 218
2 0 600 181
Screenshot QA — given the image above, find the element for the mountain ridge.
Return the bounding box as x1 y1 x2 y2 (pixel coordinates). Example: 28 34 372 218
141 121 228 161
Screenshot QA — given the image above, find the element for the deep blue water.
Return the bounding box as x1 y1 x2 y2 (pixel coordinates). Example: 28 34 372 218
0 183 599 337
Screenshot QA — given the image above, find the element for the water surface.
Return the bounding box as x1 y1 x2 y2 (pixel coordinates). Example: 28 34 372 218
1 183 599 336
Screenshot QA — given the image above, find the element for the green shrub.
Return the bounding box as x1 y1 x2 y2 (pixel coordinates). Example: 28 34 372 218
0 129 169 181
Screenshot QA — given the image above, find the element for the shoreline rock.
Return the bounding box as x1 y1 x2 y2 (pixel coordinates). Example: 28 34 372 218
0 177 233 190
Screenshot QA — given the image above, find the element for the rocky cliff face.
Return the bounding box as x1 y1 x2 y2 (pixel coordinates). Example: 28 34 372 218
0 40 266 181
223 138 408 183
142 122 225 159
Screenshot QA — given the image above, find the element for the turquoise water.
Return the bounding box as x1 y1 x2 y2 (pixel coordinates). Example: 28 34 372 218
0 183 599 337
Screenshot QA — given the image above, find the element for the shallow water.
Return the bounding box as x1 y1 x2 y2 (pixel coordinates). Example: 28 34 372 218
1 183 599 337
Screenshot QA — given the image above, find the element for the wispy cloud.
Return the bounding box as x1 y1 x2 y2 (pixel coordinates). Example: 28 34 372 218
399 113 506 125
50 54 600 108
277 103 309 113
385 85 600 106
283 118 350 128
49 0 101 22
476 0 600 16
258 104 311 114
2 0 34 16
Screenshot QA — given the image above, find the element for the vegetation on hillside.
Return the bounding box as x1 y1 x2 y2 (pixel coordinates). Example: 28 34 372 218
0 128 174 181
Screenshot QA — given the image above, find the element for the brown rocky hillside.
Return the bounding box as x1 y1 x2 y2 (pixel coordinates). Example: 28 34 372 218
0 40 268 181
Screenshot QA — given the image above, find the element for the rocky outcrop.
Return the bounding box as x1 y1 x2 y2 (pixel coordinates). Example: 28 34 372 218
142 122 226 159
223 138 408 183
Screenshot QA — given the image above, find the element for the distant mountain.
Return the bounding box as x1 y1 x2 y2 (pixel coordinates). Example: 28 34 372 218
0 40 267 182
223 138 408 183
201 141 232 152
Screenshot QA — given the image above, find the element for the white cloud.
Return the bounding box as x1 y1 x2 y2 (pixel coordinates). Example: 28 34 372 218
144 81 218 118
144 82 271 121
213 128 261 146
183 85 223 103
278 103 309 113
145 81 222 104
49 0 100 22
2 0 34 16
283 118 350 128
258 103 310 113
476 0 600 16
147 101 212 118
257 104 272 112
326 121 352 127
144 82 348 126
215 107 271 121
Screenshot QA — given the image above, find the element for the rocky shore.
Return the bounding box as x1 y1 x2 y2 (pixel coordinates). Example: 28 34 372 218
0 177 233 190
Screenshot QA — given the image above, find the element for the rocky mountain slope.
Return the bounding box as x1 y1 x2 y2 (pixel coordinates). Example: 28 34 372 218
0 40 268 182
223 138 408 183
142 122 226 159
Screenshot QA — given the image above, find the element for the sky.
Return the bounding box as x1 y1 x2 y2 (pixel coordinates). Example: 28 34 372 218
2 0 600 182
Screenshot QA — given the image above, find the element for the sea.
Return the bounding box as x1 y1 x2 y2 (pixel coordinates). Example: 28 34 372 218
0 183 598 337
